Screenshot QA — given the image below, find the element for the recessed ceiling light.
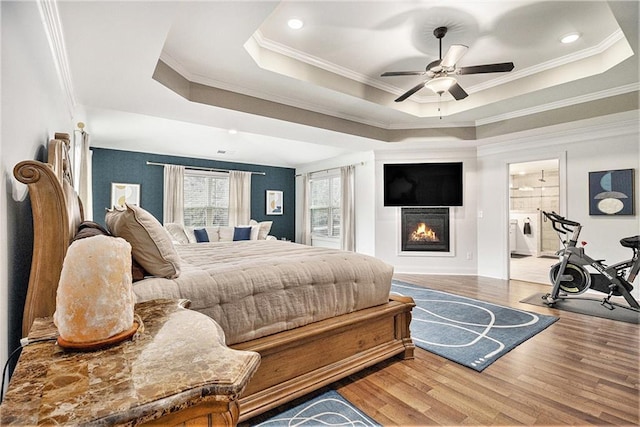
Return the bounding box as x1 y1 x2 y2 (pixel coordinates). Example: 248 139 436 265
561 32 580 44
287 18 304 30
228 129 238 135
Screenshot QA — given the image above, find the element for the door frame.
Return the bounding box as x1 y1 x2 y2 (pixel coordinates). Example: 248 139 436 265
505 152 567 281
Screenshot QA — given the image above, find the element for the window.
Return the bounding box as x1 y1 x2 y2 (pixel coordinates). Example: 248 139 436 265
310 173 341 238
183 171 229 227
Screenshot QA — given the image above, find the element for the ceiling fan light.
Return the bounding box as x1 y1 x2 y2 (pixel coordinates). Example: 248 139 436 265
425 76 456 94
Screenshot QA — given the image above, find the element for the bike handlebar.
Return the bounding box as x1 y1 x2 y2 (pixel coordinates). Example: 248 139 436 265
542 211 581 235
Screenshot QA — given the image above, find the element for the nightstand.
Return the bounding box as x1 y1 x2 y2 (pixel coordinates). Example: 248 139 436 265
0 299 260 426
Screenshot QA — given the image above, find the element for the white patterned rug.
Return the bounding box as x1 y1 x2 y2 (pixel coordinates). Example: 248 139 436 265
250 390 379 427
392 280 558 372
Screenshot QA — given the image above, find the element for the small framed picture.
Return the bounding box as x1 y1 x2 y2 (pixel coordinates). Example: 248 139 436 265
111 183 140 208
266 190 283 215
588 169 634 215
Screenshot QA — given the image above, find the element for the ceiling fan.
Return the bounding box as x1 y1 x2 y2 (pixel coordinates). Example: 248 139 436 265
381 26 515 102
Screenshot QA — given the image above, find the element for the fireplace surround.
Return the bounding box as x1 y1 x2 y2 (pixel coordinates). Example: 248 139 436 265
401 207 450 253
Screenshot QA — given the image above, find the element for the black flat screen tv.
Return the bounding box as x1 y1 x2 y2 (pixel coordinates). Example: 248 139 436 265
383 162 463 207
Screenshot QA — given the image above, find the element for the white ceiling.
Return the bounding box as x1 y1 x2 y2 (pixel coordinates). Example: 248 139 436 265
55 1 639 168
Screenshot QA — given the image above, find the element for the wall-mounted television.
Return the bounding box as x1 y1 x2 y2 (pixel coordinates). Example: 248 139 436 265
383 162 463 207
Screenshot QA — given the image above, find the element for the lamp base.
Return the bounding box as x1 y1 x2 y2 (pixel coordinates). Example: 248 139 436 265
57 321 139 352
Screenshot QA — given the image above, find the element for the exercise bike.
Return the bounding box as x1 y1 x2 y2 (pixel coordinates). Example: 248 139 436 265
542 211 640 312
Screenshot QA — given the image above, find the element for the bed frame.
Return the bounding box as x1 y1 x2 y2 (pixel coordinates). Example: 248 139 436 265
14 135 415 423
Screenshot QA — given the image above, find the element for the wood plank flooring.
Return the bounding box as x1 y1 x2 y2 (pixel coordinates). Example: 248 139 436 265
245 274 639 426
510 254 558 284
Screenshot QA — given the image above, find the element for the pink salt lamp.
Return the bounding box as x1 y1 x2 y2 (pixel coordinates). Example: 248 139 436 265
54 235 136 349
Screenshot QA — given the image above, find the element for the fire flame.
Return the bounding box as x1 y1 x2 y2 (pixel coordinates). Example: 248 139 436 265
410 223 439 242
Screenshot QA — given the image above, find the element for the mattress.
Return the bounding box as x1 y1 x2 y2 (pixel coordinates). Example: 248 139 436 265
133 240 393 345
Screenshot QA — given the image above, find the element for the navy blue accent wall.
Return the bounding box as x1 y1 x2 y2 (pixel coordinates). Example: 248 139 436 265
91 148 296 240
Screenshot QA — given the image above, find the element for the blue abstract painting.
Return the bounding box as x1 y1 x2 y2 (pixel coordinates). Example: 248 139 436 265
589 169 634 215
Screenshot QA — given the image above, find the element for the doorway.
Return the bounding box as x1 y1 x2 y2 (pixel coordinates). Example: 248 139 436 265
509 159 560 283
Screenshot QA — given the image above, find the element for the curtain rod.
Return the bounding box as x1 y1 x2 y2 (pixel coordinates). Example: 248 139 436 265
295 161 364 177
146 161 266 176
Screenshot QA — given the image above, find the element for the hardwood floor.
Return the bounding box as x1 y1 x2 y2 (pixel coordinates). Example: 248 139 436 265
510 254 558 284
246 274 640 426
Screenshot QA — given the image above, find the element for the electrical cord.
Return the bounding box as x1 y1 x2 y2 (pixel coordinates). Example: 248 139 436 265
1 337 57 403
0 346 23 403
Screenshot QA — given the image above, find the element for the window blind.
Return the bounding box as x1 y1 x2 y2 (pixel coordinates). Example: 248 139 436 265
183 170 229 227
310 174 341 238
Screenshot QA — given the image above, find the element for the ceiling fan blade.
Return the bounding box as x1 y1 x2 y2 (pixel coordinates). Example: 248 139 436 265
381 71 427 77
457 62 515 75
448 82 468 101
440 44 468 68
395 81 426 102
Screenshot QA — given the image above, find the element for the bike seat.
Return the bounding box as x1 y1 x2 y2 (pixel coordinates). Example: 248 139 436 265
620 235 640 249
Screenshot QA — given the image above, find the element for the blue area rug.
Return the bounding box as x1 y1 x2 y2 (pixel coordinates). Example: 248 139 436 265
392 280 558 371
251 390 379 426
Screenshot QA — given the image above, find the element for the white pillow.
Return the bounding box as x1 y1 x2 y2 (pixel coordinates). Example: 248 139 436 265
164 223 190 245
250 224 260 240
249 219 273 240
183 226 195 243
218 226 234 242
204 226 221 242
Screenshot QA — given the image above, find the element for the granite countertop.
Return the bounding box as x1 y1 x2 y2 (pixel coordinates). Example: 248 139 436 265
0 299 261 426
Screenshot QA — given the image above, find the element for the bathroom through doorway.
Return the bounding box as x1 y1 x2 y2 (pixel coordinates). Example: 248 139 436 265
509 159 560 283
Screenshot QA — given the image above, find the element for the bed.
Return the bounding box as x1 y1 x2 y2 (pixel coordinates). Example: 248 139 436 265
14 134 415 423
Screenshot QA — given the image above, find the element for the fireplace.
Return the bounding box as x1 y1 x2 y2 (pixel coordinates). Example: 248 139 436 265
401 207 450 252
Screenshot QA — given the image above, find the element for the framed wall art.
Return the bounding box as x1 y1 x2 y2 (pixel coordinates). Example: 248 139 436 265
266 190 283 215
588 169 634 215
111 183 140 208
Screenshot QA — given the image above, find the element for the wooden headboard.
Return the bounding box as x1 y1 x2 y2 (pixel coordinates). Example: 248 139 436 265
13 134 84 337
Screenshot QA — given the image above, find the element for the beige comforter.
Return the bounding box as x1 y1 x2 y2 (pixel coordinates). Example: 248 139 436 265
133 240 393 345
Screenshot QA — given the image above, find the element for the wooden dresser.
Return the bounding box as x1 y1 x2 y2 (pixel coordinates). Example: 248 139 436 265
0 299 260 426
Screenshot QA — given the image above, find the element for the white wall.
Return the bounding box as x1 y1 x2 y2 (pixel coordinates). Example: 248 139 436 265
295 150 376 255
1 2 73 371
295 112 639 290
477 112 640 294
296 146 481 277
375 149 478 275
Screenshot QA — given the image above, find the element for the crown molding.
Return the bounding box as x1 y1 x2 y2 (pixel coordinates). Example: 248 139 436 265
252 28 628 104
476 83 639 126
251 30 408 98
477 110 639 157
37 0 76 116
159 26 636 136
469 29 626 94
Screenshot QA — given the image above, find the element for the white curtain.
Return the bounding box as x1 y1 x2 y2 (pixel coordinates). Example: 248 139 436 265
340 165 356 251
228 170 251 226
300 173 311 245
163 165 185 224
76 131 93 220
